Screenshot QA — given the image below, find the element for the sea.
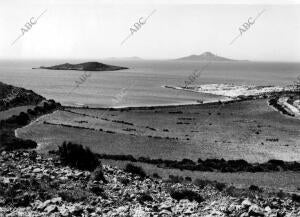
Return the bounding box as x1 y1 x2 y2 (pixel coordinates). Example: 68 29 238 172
0 59 299 107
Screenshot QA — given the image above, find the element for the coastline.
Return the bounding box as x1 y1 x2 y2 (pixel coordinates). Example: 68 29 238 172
62 98 237 111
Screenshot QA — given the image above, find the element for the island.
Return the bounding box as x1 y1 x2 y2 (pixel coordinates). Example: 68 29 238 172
176 51 236 61
33 61 128 71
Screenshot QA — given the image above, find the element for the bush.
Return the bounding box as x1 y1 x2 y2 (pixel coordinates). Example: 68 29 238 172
118 177 131 186
169 189 204 203
137 192 153 204
249 185 260 191
292 194 300 203
16 112 30 125
58 142 100 171
215 182 226 191
193 179 212 189
124 164 146 178
91 166 107 183
185 176 192 182
168 175 184 183
88 185 106 197
4 138 37 151
29 151 37 162
152 173 160 179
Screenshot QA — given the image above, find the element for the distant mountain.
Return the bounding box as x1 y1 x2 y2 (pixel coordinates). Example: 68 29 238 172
176 52 235 61
33 62 128 71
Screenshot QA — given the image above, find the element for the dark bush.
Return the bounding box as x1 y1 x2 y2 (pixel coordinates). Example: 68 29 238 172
193 179 213 189
137 192 153 204
27 109 36 116
29 151 37 162
118 177 131 185
249 185 260 191
4 138 37 151
185 176 192 182
215 182 226 191
168 175 184 183
292 194 300 203
124 164 146 178
89 185 105 197
91 165 107 183
152 173 160 179
170 189 204 203
16 112 30 125
58 142 100 171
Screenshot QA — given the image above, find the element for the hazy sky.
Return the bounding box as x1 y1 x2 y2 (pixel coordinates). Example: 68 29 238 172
1 0 300 61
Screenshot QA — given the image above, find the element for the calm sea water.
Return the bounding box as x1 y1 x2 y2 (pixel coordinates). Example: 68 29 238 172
0 59 299 107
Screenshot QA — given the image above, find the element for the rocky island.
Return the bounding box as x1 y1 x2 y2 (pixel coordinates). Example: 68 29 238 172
176 52 237 61
33 62 128 71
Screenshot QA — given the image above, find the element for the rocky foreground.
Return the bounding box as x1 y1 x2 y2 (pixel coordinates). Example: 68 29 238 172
0 151 299 217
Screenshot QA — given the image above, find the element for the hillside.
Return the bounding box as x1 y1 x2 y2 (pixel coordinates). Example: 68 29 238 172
176 52 235 61
34 62 128 71
0 150 299 216
0 81 45 112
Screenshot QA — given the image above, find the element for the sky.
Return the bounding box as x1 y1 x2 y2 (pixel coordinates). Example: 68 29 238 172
1 0 300 62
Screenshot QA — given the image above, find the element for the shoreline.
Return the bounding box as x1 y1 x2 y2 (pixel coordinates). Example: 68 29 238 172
62 98 239 111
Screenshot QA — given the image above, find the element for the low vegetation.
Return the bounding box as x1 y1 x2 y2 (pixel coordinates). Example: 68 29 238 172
58 142 100 171
97 153 300 173
124 163 146 178
0 100 60 151
169 188 204 203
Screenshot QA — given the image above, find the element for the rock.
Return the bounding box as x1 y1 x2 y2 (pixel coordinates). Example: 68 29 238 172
264 206 271 212
241 198 252 208
248 204 265 217
45 205 57 214
68 204 84 215
159 209 172 216
37 200 51 210
51 197 62 204
58 205 70 217
132 206 148 217
159 202 173 211
115 206 129 215
32 168 42 173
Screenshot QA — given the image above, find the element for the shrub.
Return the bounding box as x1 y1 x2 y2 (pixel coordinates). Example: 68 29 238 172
169 189 204 203
29 151 37 162
168 175 184 183
185 176 192 182
124 164 146 178
152 173 160 179
118 177 131 185
194 179 226 191
58 142 100 171
214 182 226 191
249 185 260 191
88 185 106 197
4 138 37 151
277 190 286 199
193 179 212 189
292 194 300 203
137 192 153 204
16 112 30 125
91 166 107 183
